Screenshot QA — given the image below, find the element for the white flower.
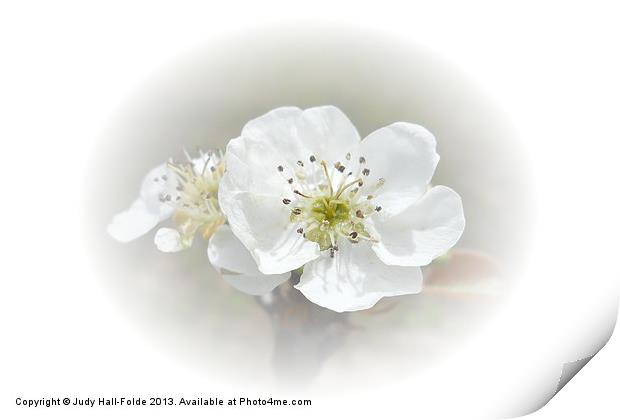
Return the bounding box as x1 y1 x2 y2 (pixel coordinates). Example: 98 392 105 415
107 149 289 295
219 106 466 312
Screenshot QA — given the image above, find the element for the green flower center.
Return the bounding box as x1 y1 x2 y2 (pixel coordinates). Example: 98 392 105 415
279 155 385 256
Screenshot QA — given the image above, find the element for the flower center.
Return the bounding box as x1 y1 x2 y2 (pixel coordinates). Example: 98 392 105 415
279 153 385 256
157 150 226 239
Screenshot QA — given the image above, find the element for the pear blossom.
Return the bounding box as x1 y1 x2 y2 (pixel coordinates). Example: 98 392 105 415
107 149 289 295
219 106 465 312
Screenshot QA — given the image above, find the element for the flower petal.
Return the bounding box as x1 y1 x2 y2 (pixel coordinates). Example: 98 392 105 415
296 106 360 163
106 198 161 242
154 227 189 253
241 106 360 165
296 242 423 312
358 123 439 218
372 186 465 267
139 163 177 217
219 187 320 274
207 225 290 295
220 133 321 275
107 163 175 242
207 225 262 274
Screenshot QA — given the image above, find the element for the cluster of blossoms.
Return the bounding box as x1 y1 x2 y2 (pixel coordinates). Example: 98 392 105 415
108 106 465 312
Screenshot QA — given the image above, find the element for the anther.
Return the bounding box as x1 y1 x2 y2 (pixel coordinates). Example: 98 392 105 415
282 198 291 204
309 155 316 163
277 165 284 172
292 208 302 215
350 231 358 239
358 180 364 187
297 227 304 234
359 156 366 164
346 152 351 160
162 175 168 181
375 206 382 212
367 195 374 200
356 209 364 218
337 165 346 173
329 248 335 258
287 178 294 184
297 160 304 167
362 168 370 176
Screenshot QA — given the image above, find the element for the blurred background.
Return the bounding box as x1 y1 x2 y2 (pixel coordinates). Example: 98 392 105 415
83 25 533 390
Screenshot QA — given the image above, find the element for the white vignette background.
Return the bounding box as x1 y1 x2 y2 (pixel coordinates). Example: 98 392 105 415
1 2 619 420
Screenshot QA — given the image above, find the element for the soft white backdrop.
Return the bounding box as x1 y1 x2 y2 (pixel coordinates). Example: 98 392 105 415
1 1 618 419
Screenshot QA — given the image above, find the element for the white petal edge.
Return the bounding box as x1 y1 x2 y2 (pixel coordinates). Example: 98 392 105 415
372 186 465 267
359 123 440 219
107 199 161 243
296 242 423 312
207 225 290 295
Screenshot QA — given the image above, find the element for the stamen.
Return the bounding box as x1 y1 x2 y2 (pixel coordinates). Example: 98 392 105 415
294 189 312 198
335 178 363 198
320 160 334 195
